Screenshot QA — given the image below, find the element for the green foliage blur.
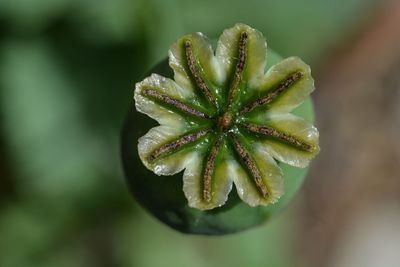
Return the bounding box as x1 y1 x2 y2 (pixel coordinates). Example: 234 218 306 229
0 0 375 266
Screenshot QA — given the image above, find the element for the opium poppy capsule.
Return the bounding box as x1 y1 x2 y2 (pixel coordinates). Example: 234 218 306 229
121 23 320 235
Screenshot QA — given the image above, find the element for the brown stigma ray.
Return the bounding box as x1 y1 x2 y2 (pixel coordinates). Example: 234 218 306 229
230 134 269 198
148 129 210 162
202 135 223 202
184 41 217 107
240 71 304 114
227 32 248 106
142 88 210 119
240 123 314 152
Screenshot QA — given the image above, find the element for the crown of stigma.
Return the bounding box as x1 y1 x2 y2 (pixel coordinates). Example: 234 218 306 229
134 23 320 210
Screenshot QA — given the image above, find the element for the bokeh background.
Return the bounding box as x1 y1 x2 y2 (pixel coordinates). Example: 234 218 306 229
1 0 400 266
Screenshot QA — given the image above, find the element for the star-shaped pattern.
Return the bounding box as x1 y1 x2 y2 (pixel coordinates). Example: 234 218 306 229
134 23 319 210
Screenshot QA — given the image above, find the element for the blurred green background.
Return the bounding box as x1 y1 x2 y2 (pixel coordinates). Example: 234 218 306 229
3 1 400 267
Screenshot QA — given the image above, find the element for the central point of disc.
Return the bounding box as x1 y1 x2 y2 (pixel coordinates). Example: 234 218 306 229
217 112 234 131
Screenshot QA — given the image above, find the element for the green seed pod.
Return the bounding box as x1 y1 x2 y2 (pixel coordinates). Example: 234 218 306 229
121 23 319 235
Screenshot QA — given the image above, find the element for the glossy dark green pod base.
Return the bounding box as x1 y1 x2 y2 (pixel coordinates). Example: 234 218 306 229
121 50 315 235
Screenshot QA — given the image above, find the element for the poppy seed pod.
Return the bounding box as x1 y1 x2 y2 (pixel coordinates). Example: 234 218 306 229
121 24 319 235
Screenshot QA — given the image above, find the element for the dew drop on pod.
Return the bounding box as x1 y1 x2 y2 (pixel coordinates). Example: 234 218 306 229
121 23 320 235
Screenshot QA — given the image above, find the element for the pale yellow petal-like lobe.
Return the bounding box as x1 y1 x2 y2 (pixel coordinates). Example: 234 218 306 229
182 149 233 210
169 32 223 94
230 143 284 206
257 57 314 113
137 126 195 175
216 23 267 88
134 73 197 128
244 112 320 168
